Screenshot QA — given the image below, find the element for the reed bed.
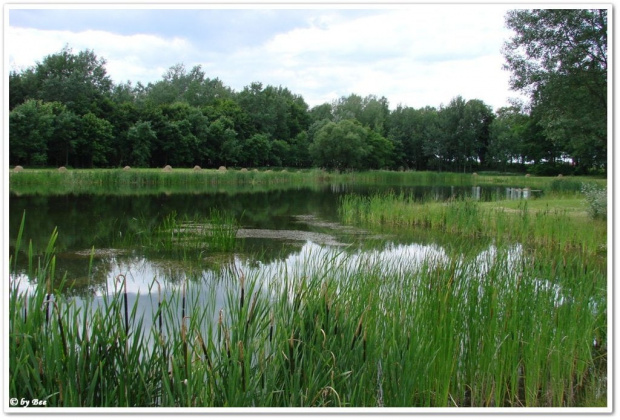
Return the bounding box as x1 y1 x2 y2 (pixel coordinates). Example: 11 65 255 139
10 168 603 196
9 216 606 408
133 210 237 256
339 192 606 260
9 168 330 191
93 209 239 260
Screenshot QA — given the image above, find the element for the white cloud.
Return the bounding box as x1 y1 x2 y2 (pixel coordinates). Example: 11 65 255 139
7 26 196 83
213 6 517 109
7 6 522 110
263 6 509 62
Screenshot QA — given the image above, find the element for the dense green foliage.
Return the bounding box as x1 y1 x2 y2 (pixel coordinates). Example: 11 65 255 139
10 9 607 174
503 9 607 170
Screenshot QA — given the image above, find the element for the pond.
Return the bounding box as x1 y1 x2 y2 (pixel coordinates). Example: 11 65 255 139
9 183 541 297
8 177 607 408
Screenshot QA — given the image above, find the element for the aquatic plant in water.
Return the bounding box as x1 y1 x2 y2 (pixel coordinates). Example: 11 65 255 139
8 212 607 408
114 210 239 258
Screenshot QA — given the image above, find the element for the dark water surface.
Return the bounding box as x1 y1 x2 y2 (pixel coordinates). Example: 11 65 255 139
9 183 539 297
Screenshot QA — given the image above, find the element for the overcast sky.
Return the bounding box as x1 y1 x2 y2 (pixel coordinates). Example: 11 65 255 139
6 4 527 111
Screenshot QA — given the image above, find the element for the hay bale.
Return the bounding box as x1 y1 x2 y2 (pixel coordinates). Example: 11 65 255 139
218 166 227 172
13 165 24 172
58 166 68 172
525 173 531 177
240 168 248 172
163 165 173 172
557 174 563 178
123 166 131 171
193 165 202 171
472 172 478 176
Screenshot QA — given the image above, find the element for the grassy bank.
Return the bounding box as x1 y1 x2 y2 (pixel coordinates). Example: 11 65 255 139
9 167 605 196
8 214 607 408
8 167 331 195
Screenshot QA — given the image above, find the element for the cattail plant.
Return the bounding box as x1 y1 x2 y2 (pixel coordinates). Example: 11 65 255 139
8 183 607 408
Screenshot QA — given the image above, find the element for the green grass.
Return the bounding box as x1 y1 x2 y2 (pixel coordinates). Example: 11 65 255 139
10 168 605 196
8 213 607 408
9 167 333 195
339 192 606 261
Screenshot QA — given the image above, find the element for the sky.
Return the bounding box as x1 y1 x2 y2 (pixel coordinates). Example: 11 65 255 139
5 4 527 111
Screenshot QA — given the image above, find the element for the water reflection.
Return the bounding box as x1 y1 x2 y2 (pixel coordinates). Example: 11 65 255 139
505 187 541 200
8 185 542 255
11 239 521 298
12 236 582 344
9 183 547 299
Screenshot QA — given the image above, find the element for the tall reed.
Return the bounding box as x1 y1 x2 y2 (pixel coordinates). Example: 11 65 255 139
339 192 606 260
10 168 605 196
108 209 239 259
9 215 606 408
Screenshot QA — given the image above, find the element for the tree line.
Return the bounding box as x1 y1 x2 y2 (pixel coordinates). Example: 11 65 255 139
9 9 607 175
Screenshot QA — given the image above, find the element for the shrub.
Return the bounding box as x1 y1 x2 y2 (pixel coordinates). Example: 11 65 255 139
581 182 607 219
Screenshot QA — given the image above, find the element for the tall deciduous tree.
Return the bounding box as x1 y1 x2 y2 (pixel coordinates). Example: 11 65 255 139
208 116 238 166
74 113 114 167
332 94 390 136
463 99 495 168
308 103 333 124
287 132 312 168
388 105 440 170
359 95 390 136
107 101 140 166
236 82 308 142
503 8 607 171
438 96 468 171
242 134 271 167
9 69 36 110
10 100 55 166
46 102 79 167
269 139 291 167
29 46 113 115
488 106 528 169
309 120 370 171
127 121 157 167
145 64 233 108
9 99 79 167
364 130 394 169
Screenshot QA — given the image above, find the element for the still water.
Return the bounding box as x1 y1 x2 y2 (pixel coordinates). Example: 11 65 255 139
9 183 541 297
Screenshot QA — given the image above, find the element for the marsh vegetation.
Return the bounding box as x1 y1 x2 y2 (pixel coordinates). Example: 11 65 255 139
8 171 607 409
